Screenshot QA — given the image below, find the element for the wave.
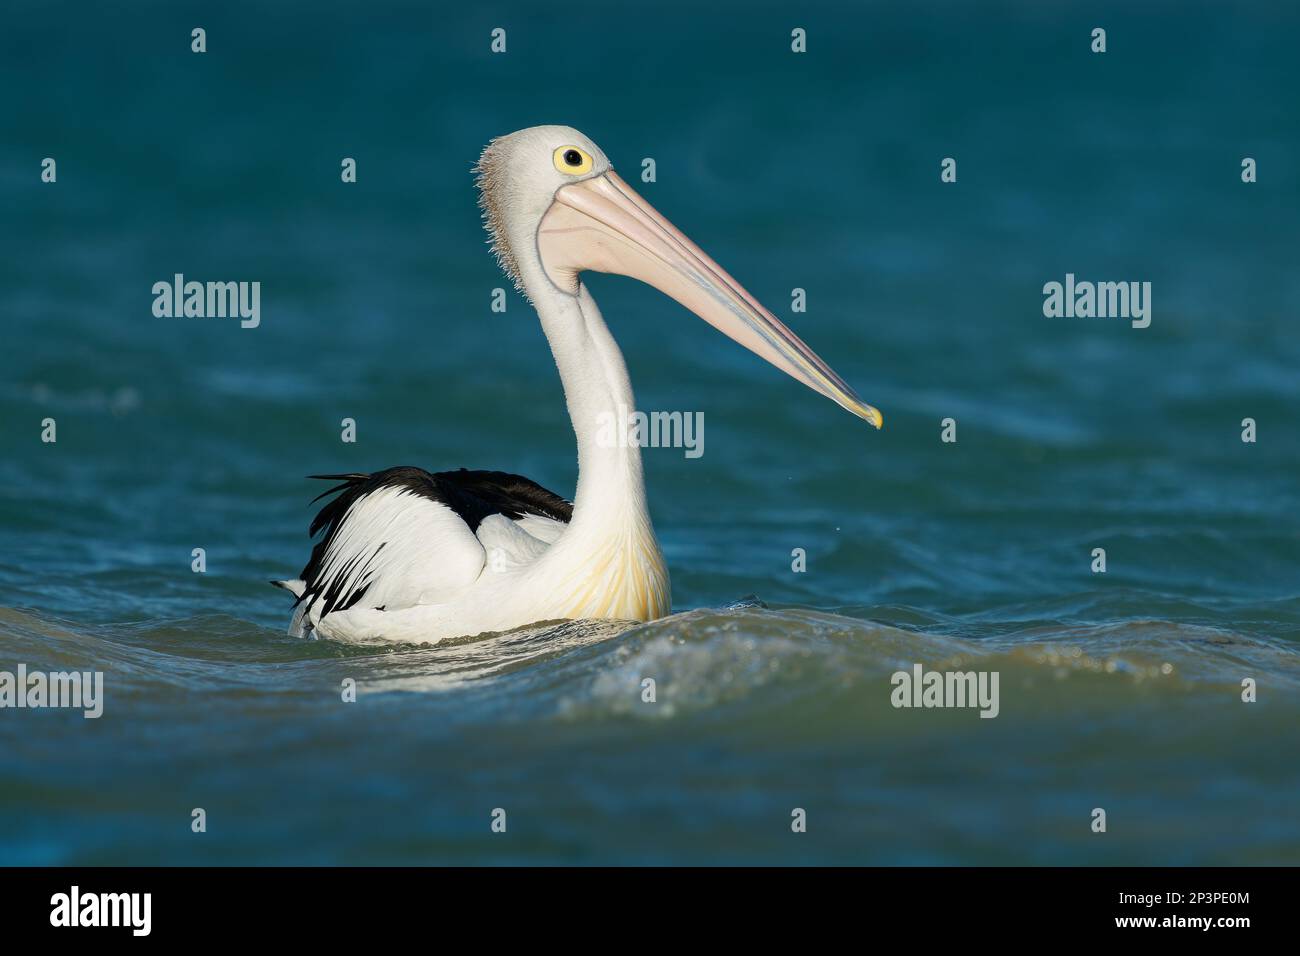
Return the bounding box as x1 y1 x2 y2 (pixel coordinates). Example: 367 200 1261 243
3 603 1296 718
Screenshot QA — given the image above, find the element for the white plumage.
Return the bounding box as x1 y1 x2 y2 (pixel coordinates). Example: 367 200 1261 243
278 469 582 640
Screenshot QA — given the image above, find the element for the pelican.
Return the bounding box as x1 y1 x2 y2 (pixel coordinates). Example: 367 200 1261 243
274 125 881 643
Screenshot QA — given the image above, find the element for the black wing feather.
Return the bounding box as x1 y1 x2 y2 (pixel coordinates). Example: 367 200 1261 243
293 466 572 619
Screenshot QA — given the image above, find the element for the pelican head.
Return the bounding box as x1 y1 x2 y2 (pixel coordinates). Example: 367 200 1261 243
475 125 882 428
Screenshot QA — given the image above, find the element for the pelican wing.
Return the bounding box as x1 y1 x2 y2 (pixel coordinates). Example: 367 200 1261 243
284 467 571 638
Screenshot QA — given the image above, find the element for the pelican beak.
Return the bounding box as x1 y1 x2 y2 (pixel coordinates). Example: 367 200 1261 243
537 171 882 428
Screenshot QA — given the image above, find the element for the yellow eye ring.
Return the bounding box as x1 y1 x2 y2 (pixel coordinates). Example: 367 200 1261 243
553 145 593 175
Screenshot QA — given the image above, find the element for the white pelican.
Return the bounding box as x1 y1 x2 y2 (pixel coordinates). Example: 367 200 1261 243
275 125 881 643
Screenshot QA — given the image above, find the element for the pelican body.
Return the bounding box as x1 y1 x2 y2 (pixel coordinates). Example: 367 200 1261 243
275 126 880 643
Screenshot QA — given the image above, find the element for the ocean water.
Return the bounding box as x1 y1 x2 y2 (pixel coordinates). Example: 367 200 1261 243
1 0 1298 865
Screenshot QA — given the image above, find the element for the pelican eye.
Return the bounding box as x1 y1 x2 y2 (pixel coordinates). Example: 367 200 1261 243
553 145 593 175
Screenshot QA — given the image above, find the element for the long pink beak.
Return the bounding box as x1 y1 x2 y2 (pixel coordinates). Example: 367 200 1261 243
537 171 882 428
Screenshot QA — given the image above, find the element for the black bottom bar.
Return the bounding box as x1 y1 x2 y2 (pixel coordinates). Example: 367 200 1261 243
0 866 1284 941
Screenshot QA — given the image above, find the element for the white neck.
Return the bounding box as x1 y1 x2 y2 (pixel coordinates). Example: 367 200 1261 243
510 263 670 622
532 280 648 535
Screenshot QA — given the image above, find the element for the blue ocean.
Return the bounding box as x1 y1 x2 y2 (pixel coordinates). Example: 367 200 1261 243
1 0 1297 864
